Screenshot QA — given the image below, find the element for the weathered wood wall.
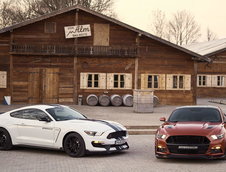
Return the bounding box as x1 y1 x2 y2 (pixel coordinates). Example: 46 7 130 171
197 51 226 98
0 33 10 103
138 37 196 105
0 8 197 105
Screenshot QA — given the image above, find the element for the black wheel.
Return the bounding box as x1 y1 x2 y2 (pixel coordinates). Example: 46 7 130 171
63 133 85 157
0 128 12 150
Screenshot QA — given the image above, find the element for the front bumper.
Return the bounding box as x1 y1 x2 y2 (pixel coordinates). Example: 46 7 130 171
155 138 225 159
84 131 129 152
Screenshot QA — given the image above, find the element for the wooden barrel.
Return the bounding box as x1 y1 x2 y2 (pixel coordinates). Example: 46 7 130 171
110 94 122 106
153 95 159 107
122 94 133 107
99 94 110 106
86 94 98 106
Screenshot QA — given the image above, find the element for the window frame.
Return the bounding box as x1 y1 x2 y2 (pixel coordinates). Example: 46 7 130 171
147 75 159 89
172 75 184 89
113 74 125 89
87 73 99 88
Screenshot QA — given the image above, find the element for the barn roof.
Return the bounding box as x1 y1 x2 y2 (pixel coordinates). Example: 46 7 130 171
185 38 226 57
0 5 210 62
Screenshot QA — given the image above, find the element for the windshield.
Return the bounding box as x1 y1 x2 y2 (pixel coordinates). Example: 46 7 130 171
168 108 222 123
46 106 87 121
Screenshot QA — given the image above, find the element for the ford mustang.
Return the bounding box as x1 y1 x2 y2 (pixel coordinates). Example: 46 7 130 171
0 104 129 157
155 106 226 159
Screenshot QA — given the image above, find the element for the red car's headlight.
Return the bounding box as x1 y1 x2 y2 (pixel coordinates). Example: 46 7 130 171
156 134 166 139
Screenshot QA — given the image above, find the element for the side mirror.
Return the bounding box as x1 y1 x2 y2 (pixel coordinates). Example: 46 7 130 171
37 116 51 122
160 117 166 122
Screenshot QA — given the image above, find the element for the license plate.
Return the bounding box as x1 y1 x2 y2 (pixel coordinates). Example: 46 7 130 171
178 146 198 150
115 139 126 145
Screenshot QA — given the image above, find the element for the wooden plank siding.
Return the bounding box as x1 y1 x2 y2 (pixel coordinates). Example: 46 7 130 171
0 33 10 103
197 51 226 98
0 7 201 105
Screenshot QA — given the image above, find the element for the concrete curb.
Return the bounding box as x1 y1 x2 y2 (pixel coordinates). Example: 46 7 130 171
126 125 159 135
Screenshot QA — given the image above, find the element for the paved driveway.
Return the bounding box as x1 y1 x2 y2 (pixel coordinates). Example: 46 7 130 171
0 135 225 172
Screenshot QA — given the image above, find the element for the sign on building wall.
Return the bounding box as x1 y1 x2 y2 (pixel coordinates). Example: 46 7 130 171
0 71 7 88
64 24 91 38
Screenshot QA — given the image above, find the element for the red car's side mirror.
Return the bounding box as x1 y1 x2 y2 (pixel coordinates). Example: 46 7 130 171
160 117 166 122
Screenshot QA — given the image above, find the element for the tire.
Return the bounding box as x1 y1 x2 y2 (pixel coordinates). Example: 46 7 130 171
0 128 12 150
63 133 86 157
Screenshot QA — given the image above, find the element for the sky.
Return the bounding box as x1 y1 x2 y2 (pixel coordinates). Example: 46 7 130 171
113 0 226 42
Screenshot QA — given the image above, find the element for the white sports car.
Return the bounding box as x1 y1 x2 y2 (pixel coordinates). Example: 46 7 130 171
0 104 129 157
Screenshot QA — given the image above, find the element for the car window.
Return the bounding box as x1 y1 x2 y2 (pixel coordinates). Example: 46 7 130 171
10 108 49 120
168 108 222 122
46 106 86 121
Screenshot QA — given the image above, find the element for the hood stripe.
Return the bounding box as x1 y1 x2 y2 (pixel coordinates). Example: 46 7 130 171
80 119 122 131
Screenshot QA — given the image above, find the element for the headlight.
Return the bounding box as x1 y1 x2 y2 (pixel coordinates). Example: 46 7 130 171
84 130 103 136
156 134 166 139
211 133 224 140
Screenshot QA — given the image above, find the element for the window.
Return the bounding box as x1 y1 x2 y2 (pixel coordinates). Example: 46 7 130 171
114 74 125 88
147 75 158 88
166 74 191 90
173 75 184 89
141 74 165 90
217 76 224 86
45 22 56 33
198 75 206 86
87 74 99 88
10 109 49 120
80 73 106 89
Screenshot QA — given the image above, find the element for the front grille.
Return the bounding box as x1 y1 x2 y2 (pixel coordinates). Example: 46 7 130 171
166 136 210 154
166 136 210 144
167 144 209 154
107 131 127 139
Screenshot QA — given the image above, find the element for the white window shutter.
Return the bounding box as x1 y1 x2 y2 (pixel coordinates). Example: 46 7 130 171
125 73 132 89
159 74 166 90
197 75 200 87
140 74 146 89
166 74 173 90
211 75 217 87
206 75 212 87
80 73 87 89
224 75 226 87
99 73 106 89
107 73 114 89
184 75 191 90
0 71 7 88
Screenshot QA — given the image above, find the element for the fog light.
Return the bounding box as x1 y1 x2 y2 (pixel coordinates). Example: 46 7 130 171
210 146 222 153
157 145 167 152
93 141 104 144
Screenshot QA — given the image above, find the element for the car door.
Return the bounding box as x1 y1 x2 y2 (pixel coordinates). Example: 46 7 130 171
10 108 56 147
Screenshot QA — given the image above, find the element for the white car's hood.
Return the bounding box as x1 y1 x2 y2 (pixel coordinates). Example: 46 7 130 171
58 118 126 132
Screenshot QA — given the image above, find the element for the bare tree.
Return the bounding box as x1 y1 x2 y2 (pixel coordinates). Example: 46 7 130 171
0 0 115 28
167 10 201 45
150 10 201 45
151 9 166 38
207 27 217 41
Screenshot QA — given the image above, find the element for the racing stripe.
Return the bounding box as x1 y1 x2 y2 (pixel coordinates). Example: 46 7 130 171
80 119 122 131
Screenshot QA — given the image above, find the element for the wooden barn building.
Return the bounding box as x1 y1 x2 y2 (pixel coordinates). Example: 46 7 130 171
0 5 209 105
186 38 226 98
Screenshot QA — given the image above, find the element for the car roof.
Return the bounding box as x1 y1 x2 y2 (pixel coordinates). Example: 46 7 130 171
8 104 66 113
175 105 220 110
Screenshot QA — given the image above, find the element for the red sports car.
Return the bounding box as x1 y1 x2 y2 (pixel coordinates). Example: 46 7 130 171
155 106 226 159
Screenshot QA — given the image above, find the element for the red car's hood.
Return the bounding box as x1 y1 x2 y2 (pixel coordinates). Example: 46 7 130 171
161 122 224 136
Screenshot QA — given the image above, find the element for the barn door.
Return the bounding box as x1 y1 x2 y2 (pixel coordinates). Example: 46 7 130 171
28 68 59 104
42 68 59 104
28 68 41 104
